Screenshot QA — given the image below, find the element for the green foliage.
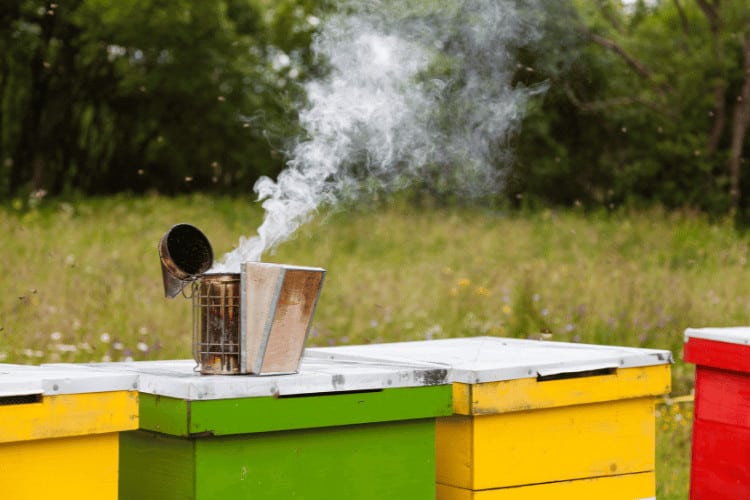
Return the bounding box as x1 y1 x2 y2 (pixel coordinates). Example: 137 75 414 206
657 398 693 499
3 0 750 217
512 0 750 214
0 0 323 198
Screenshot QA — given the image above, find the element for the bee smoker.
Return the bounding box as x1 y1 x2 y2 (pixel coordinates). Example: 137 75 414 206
159 223 240 374
158 224 325 376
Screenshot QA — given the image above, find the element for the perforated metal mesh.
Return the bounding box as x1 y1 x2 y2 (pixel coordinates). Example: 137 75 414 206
192 273 241 375
166 224 213 275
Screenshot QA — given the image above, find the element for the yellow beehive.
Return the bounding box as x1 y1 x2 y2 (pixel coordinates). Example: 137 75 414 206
308 337 672 499
0 365 138 500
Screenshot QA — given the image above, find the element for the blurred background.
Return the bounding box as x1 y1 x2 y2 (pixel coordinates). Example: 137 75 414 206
2 2 750 496
2 0 749 215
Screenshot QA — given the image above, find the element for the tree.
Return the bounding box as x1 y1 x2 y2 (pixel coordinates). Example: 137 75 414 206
513 0 750 214
0 0 322 198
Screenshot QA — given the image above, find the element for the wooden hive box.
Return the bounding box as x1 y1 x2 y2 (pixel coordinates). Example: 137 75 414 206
75 356 452 500
0 364 138 500
308 337 672 499
684 327 750 500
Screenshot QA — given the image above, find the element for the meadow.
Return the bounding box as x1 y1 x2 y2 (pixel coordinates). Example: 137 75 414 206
3 194 748 498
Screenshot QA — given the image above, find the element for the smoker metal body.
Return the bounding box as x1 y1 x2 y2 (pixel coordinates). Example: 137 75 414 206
191 264 325 375
192 273 241 375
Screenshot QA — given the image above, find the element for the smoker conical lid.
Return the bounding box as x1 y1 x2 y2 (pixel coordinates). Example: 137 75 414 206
158 223 214 298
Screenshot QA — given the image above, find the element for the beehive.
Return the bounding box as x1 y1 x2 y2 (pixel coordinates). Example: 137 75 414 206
309 337 672 499
684 327 750 500
0 364 138 500
79 357 452 499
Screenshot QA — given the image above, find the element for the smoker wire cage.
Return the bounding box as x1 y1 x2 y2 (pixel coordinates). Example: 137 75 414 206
192 273 241 375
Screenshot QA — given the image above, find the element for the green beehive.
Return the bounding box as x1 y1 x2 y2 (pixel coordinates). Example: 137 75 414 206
97 357 451 499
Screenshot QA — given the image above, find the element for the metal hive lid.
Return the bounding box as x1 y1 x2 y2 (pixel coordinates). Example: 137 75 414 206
306 336 673 384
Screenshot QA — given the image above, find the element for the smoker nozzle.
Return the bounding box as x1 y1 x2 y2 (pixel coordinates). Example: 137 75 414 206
158 223 214 298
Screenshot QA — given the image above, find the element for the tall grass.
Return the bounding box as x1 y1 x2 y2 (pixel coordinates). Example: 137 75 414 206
3 194 748 498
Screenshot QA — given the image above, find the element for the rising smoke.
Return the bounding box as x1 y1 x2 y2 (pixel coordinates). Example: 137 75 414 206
212 0 544 272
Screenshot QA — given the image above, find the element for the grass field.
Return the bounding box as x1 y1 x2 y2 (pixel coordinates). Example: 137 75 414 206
3 194 748 497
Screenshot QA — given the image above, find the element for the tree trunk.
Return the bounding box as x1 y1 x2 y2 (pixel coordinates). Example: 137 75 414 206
728 31 750 211
708 83 727 155
0 52 7 196
583 30 673 94
10 4 55 194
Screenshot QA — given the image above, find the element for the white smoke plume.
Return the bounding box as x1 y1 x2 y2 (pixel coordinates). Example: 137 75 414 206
212 0 543 272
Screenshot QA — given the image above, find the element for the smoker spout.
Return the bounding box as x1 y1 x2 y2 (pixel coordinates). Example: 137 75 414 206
158 223 214 298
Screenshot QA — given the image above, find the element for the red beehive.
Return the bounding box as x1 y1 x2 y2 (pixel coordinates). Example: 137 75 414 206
684 327 750 500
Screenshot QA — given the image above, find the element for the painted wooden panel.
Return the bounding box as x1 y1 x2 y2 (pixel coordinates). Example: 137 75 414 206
690 417 750 499
196 419 435 499
694 365 750 427
120 420 437 500
684 336 750 374
437 397 656 490
138 385 452 436
436 471 655 499
0 390 138 443
137 394 190 436
685 329 750 498
0 432 119 500
436 415 474 489
453 364 670 415
119 430 195 500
